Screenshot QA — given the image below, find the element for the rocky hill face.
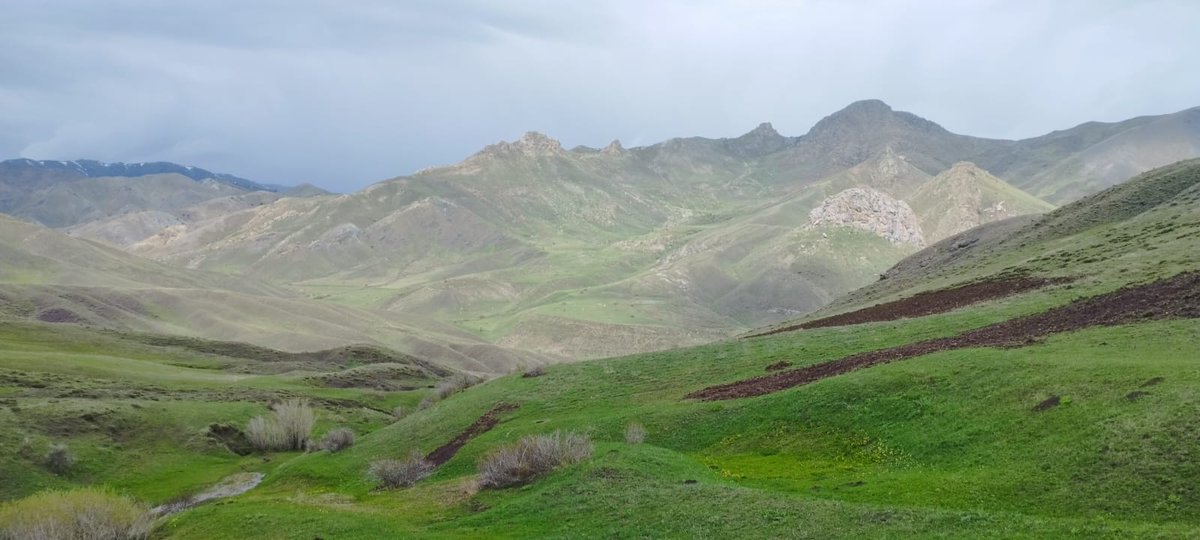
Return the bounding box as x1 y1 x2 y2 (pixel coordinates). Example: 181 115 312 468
809 188 925 247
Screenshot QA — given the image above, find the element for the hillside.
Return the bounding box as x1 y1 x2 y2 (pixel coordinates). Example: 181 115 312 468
5 160 1191 538
906 161 1055 241
0 214 546 372
0 159 327 230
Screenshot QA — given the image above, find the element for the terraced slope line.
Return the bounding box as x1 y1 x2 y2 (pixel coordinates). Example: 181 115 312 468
426 403 520 466
689 271 1200 401
749 275 1071 337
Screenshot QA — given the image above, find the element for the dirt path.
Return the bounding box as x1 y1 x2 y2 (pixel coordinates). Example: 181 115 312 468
750 275 1071 338
425 402 519 466
689 271 1200 401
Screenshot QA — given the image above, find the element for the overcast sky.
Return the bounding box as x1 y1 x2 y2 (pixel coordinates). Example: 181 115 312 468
2 0 1198 191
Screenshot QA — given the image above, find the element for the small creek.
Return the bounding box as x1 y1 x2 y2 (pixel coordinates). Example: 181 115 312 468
151 472 264 517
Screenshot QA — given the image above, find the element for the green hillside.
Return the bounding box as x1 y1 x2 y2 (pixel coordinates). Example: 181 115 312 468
906 161 1055 241
0 215 547 373
3 160 1196 538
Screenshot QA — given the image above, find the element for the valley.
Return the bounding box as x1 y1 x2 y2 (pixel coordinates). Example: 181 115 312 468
4 101 1198 366
1 103 1199 539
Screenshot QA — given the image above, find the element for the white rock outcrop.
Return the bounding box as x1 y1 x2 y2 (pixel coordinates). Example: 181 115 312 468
809 187 926 247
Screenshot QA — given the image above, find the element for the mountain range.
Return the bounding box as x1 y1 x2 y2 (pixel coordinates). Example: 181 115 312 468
1 99 1198 366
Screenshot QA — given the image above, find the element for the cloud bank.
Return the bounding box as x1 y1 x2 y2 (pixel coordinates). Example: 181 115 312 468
2 0 1198 191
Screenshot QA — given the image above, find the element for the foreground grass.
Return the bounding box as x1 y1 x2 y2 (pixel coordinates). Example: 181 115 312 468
0 322 430 503
155 303 1200 538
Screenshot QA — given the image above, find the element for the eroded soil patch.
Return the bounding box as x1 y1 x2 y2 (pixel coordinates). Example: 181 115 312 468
689 271 1200 401
1033 396 1061 412
750 275 1071 337
426 402 519 466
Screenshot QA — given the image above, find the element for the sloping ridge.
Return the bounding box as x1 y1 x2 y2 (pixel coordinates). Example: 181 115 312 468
818 158 1200 313
691 270 1200 400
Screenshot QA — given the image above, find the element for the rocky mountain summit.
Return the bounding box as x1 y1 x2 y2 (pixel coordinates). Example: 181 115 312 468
471 131 565 161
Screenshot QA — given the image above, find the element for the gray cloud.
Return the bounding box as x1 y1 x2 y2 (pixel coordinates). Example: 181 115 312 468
2 0 1198 191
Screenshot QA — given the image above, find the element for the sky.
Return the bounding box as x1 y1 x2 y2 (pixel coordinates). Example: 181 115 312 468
2 0 1199 192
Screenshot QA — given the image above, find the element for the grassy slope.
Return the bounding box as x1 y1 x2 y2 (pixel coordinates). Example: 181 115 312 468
0 214 548 372
153 162 1200 538
0 322 438 504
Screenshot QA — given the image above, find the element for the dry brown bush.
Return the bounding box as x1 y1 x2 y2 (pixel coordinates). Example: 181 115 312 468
369 449 433 489
320 428 355 453
625 422 647 445
434 373 483 400
477 431 592 489
245 399 315 452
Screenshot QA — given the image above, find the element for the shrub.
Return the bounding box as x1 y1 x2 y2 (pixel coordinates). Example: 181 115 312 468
522 365 546 378
44 444 74 475
369 450 433 489
392 405 408 420
625 422 647 445
0 487 154 540
320 427 355 453
477 431 592 489
434 373 482 400
273 399 316 451
18 436 39 460
245 415 285 451
417 396 436 410
244 399 315 452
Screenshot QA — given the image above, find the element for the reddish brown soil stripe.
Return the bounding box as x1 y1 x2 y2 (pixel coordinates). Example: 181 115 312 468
689 271 1200 401
425 402 519 466
749 276 1072 338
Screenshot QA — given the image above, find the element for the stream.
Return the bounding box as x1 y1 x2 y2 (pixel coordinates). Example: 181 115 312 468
151 472 265 517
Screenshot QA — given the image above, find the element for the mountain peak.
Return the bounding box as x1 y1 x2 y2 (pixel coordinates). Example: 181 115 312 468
943 161 990 177
811 100 903 132
748 122 780 136
726 121 790 158
602 139 625 155
842 99 893 114
516 131 562 151
472 132 565 161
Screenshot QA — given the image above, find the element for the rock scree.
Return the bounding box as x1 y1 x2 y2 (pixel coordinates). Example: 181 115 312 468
689 271 1200 401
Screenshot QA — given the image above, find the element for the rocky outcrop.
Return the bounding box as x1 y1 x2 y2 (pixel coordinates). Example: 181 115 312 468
471 131 565 161
809 187 925 247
